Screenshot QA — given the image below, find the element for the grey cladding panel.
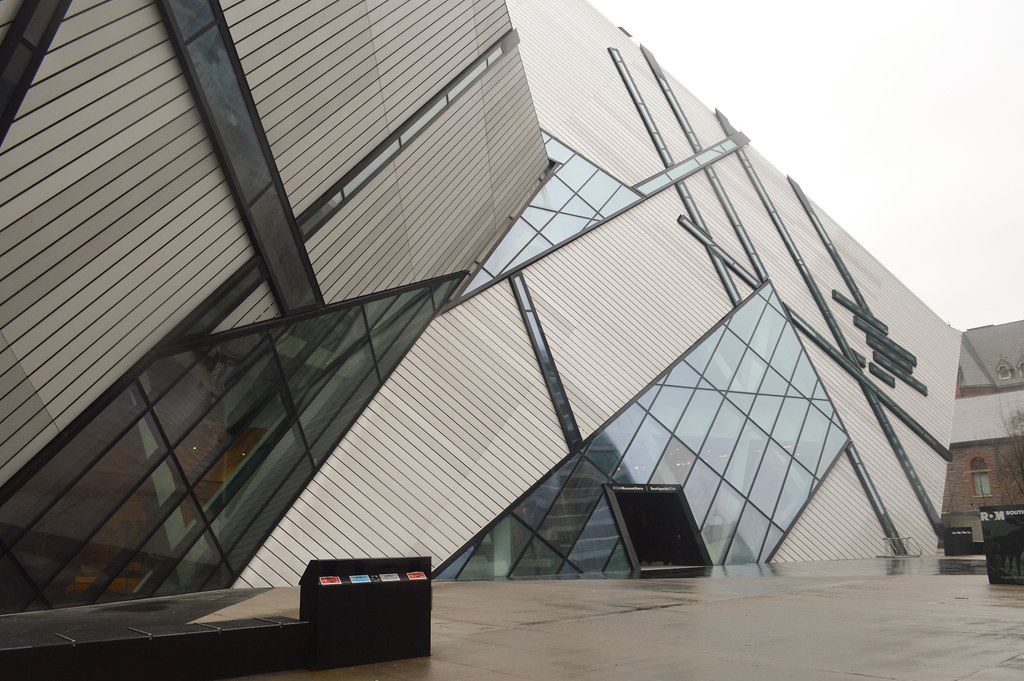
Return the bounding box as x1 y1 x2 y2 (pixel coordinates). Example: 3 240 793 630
0 0 257 482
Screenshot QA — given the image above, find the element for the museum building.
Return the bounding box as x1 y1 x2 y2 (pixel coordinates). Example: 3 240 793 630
0 0 959 612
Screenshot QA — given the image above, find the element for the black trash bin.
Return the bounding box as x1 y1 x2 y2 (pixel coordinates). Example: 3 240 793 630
943 527 975 556
299 557 431 669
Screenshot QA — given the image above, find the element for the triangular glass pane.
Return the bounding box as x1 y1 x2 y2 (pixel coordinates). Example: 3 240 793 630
533 176 574 211
604 541 631 574
748 394 783 437
701 483 744 564
649 386 693 432
726 295 766 344
614 415 672 483
561 195 600 219
637 384 661 410
578 170 620 211
511 537 565 578
556 154 599 191
728 349 768 393
509 233 555 270
675 389 723 454
481 221 534 273
586 403 646 475
758 368 789 396
772 397 810 451
567 498 621 572
665 361 700 388
684 327 724 374
769 325 802 381
789 352 818 398
760 524 785 562
538 459 606 554
725 420 768 495
794 406 830 476
522 206 556 230
697 399 745 475
600 185 641 216
813 399 834 420
683 458 721 527
436 544 475 579
748 305 786 363
813 382 827 400
726 503 770 565
819 424 850 478
765 288 786 314
702 330 746 390
544 137 573 163
773 461 814 528
725 391 755 413
540 212 592 243
459 515 533 580
559 562 582 577
153 530 220 597
651 437 697 486
748 442 790 517
514 454 580 529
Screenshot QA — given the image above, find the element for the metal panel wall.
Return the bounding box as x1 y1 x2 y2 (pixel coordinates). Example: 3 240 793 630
223 0 516 215
237 280 569 586
520 189 735 439
306 46 546 303
0 0 255 488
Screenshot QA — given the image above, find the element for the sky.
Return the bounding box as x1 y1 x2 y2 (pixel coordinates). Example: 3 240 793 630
588 0 1024 331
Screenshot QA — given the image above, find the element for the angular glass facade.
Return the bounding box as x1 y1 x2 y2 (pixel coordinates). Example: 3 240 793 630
462 132 642 296
437 282 849 579
0 277 459 613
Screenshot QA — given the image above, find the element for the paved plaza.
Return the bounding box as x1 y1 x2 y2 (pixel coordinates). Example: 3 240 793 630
223 557 1024 681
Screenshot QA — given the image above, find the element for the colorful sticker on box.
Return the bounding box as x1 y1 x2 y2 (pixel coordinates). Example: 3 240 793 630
349 575 371 583
319 576 342 585
380 573 400 582
407 571 427 580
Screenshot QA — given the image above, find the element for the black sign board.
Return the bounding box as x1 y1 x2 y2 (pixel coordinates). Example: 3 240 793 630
980 505 1024 585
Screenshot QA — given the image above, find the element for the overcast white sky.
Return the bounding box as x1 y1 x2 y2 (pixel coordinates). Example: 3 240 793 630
588 0 1024 331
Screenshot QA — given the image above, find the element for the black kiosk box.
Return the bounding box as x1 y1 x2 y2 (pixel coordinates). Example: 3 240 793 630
300 557 431 669
980 505 1024 585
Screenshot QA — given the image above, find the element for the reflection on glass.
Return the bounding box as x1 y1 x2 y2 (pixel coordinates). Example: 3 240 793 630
462 134 642 297
437 283 850 579
0 276 450 612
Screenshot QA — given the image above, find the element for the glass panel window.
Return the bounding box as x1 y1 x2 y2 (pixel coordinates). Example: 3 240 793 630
701 483 744 563
11 413 166 589
538 460 606 554
511 537 564 578
773 462 814 528
675 389 723 455
725 420 768 495
749 443 790 516
585 404 646 474
0 386 147 548
971 458 992 496
651 437 696 486
701 330 746 390
459 516 532 580
566 498 619 572
698 400 745 475
614 415 671 483
514 455 579 529
726 504 770 564
683 458 720 527
186 28 271 202
726 295 765 344
649 386 693 432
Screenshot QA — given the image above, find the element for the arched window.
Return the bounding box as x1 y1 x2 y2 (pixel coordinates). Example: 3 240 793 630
998 364 1012 381
970 457 992 496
